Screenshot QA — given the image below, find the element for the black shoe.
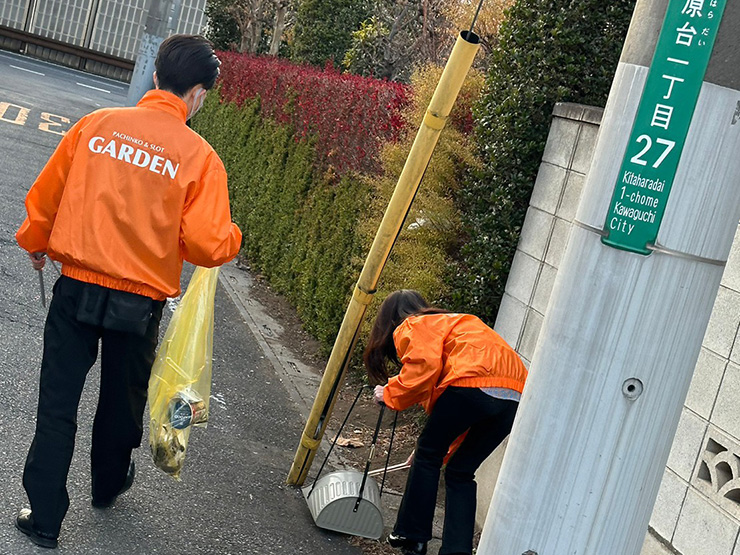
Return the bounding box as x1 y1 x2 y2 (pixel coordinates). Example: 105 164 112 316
15 509 58 549
92 459 135 509
388 532 427 555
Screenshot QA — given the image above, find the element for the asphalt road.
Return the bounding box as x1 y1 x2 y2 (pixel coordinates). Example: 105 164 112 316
0 50 362 555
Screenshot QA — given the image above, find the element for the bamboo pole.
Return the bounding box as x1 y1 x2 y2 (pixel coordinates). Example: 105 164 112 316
287 31 481 486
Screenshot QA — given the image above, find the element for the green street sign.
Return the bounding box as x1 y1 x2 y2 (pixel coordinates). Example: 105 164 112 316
602 0 727 255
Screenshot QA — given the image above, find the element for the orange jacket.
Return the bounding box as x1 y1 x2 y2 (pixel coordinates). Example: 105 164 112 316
16 90 241 300
383 313 528 413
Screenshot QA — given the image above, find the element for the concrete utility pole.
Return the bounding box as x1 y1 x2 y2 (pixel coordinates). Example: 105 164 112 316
479 1 740 554
126 0 182 106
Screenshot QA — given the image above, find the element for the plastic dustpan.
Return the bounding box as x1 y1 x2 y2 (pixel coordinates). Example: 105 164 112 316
303 469 384 539
303 387 399 540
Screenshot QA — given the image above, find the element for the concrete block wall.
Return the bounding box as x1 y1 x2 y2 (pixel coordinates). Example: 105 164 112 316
492 102 602 366
651 233 740 555
477 102 740 555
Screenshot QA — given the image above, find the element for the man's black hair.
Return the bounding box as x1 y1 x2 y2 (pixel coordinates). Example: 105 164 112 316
155 34 220 96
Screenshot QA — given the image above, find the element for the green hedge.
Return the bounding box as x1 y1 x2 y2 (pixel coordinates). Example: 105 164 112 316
193 67 480 355
193 94 369 348
451 0 635 324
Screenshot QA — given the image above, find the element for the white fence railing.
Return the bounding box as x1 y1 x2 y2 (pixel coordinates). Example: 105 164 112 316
0 0 206 61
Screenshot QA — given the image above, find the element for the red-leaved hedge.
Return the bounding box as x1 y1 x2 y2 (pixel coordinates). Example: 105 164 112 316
217 52 410 176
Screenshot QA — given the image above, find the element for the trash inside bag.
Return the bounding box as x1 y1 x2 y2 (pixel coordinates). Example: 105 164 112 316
148 267 219 480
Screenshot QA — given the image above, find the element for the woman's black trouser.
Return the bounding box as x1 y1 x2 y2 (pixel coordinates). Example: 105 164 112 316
393 386 518 555
22 276 164 536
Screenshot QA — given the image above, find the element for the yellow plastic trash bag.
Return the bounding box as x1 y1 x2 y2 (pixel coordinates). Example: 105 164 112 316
148 266 219 480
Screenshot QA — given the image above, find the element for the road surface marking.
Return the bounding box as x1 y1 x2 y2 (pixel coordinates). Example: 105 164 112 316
84 79 125 91
10 65 45 76
76 82 110 93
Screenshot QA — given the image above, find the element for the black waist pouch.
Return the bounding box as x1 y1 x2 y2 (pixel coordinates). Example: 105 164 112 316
76 283 154 336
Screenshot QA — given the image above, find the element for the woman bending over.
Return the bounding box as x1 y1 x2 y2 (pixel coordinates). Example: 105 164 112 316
365 290 527 555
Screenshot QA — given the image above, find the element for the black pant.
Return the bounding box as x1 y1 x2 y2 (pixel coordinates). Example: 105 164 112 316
393 386 518 555
23 276 164 536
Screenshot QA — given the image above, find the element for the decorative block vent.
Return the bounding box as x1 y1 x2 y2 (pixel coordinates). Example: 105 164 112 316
694 433 740 516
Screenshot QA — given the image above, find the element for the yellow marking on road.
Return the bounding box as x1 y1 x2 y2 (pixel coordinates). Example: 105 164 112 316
39 112 71 136
0 97 73 135
0 102 30 125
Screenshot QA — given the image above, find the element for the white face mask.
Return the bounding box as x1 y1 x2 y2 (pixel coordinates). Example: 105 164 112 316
187 88 207 120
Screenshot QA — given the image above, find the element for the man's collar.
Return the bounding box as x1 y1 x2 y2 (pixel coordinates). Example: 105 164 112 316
136 89 188 122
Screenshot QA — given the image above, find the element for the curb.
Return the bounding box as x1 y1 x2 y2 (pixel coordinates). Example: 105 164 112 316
219 261 321 422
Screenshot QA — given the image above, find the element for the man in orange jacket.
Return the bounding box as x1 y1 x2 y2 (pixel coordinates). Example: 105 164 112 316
14 35 242 549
